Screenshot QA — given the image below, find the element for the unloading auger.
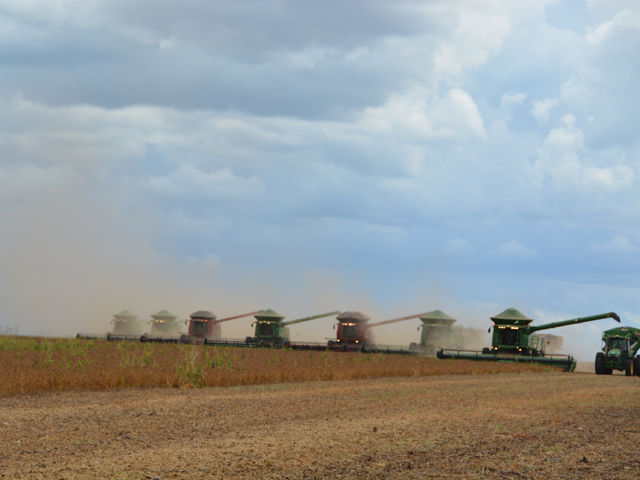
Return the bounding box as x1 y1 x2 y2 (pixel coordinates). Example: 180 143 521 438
245 309 341 346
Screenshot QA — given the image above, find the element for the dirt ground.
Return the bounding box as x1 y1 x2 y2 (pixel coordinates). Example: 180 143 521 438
1 372 639 479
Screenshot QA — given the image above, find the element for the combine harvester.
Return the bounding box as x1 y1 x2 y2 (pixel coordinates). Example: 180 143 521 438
595 326 640 376
408 310 490 356
180 309 265 344
203 309 341 348
327 310 430 354
437 308 620 372
409 310 459 356
78 310 143 341
138 310 184 342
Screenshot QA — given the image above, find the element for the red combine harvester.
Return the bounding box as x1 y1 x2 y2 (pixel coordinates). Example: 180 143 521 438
181 309 264 343
329 311 432 348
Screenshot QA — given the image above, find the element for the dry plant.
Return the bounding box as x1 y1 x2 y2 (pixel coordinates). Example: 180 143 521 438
0 336 557 396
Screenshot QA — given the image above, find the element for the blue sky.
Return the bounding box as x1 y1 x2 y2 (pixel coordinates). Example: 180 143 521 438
0 0 638 359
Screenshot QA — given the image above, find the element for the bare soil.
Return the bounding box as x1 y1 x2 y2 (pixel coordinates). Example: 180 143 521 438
1 373 639 479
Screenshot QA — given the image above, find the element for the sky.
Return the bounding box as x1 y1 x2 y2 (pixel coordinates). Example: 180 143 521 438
0 0 638 360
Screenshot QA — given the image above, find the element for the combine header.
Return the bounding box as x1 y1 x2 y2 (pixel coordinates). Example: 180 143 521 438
329 310 430 351
595 326 640 376
181 309 264 343
437 308 620 371
243 309 341 346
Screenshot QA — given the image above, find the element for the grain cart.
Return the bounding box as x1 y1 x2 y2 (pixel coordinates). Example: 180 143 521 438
595 326 640 376
329 311 431 348
181 309 264 343
437 308 620 371
409 310 461 355
246 309 341 346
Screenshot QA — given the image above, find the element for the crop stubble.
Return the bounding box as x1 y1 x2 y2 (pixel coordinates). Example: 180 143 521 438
1 373 639 479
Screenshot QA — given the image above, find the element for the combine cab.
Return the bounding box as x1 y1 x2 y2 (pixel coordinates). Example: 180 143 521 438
246 309 340 346
595 326 640 376
182 309 264 343
437 308 620 372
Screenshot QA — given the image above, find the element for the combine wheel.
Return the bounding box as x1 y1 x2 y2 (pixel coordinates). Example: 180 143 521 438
595 353 605 375
245 336 253 344
409 342 417 351
328 340 335 347
482 348 490 355
634 356 640 377
625 359 633 377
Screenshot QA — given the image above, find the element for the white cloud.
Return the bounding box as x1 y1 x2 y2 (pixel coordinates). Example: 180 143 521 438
586 8 640 45
494 240 536 258
531 97 558 124
360 88 486 140
500 91 527 109
529 114 635 191
589 236 638 253
442 238 475 255
559 77 589 105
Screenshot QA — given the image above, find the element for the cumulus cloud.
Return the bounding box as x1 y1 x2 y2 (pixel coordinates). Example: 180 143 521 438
531 97 558 124
500 91 527 109
529 114 635 191
0 0 639 338
360 88 486 140
586 8 640 45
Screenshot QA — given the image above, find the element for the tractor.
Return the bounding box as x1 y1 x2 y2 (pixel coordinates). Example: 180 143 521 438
595 326 640 376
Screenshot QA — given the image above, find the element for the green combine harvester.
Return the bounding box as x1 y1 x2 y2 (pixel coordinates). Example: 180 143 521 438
437 308 620 372
410 310 462 355
595 326 640 376
245 309 341 346
77 310 144 341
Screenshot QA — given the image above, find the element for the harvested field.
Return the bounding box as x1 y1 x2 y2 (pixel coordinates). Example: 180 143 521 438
1 373 639 479
0 336 554 396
